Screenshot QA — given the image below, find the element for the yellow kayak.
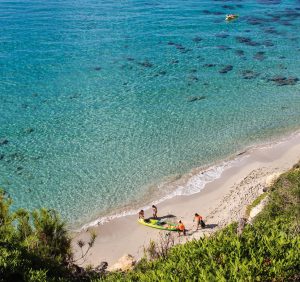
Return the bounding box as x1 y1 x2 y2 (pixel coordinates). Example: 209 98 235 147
138 219 178 231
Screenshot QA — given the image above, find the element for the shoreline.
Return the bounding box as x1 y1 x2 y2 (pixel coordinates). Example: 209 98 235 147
76 128 300 232
72 130 300 267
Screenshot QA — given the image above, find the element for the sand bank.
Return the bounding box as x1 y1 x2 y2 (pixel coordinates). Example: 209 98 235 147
72 131 300 268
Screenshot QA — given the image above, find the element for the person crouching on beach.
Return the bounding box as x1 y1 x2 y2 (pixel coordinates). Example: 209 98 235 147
152 205 158 218
193 213 203 231
177 220 186 236
139 210 144 220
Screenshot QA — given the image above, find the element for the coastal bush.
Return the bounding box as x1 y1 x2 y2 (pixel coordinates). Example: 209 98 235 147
0 189 98 282
101 163 300 282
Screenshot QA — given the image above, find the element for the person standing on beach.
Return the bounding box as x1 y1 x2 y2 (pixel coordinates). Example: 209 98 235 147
152 205 158 218
177 220 186 236
193 213 203 231
139 210 144 219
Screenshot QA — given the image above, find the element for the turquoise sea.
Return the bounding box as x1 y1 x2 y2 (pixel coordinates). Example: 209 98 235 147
0 0 300 227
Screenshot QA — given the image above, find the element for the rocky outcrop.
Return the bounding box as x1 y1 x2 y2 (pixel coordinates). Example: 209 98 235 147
248 196 269 222
109 254 136 272
265 172 281 189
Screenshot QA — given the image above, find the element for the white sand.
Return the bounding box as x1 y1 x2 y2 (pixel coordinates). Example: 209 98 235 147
72 132 300 268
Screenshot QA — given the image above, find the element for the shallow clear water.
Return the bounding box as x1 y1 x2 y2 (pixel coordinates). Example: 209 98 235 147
0 0 300 227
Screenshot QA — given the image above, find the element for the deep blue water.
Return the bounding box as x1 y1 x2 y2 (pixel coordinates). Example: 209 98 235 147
0 0 300 227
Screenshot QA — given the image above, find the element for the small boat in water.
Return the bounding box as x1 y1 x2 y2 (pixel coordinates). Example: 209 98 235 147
225 14 239 21
138 218 178 231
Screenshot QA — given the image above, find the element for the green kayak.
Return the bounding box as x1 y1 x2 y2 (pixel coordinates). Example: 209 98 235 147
138 219 178 231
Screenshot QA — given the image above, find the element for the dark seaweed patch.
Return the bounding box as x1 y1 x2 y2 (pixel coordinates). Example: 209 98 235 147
267 76 299 86
0 138 9 146
187 75 199 81
257 0 281 4
170 59 179 64
215 32 229 38
254 51 266 61
187 96 206 102
217 45 231 51
263 27 283 35
138 60 153 68
192 36 202 43
222 5 235 9
241 70 260 79
158 70 167 75
235 36 260 46
263 40 274 47
24 128 34 134
235 49 245 56
203 64 216 67
219 65 233 74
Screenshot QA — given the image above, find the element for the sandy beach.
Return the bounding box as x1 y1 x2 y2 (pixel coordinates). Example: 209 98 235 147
72 131 300 268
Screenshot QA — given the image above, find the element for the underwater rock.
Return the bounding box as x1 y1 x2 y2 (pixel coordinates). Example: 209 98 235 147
247 17 265 25
212 11 223 16
187 96 206 102
263 27 282 35
8 152 24 161
167 41 175 45
192 36 202 43
94 67 101 71
138 60 153 68
278 64 287 70
241 70 260 79
219 65 233 74
267 76 299 86
24 128 34 134
235 49 245 56
257 0 281 4
202 10 211 15
69 93 80 99
263 40 274 47
235 36 260 46
254 51 266 61
158 70 167 75
217 45 231 51
188 75 199 81
203 63 216 67
215 32 229 38
222 5 235 9
0 138 9 146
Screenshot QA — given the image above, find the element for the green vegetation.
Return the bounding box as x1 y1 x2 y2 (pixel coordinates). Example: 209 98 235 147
1 162 299 281
102 163 300 281
0 190 98 282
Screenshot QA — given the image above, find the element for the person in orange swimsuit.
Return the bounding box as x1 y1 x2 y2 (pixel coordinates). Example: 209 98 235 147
177 220 186 236
193 213 203 231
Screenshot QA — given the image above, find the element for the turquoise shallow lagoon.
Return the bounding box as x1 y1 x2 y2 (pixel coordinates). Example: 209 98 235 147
0 0 300 227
